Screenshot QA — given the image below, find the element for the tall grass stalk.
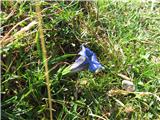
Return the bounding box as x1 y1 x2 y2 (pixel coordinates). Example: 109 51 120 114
35 2 53 120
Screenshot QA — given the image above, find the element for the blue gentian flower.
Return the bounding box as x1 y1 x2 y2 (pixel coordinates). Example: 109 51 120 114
70 45 104 73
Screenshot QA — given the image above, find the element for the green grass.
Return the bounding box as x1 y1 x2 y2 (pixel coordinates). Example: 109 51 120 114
1 0 160 120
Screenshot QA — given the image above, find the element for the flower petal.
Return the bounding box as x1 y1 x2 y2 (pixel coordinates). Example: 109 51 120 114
70 56 88 73
78 45 86 56
70 56 86 69
88 62 103 72
88 52 103 72
91 53 100 64
78 45 93 57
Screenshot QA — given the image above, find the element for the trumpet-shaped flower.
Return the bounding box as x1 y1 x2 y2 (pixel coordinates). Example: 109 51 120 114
70 45 104 73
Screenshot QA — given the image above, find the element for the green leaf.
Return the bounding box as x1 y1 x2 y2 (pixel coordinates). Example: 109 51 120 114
51 54 77 63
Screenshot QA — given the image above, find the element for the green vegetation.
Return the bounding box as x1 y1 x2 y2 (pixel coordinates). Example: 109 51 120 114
1 1 160 119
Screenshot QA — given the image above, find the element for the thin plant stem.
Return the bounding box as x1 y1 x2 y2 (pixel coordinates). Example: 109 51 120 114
35 1 53 120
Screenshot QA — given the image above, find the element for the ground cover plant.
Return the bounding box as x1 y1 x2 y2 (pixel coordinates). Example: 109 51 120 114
1 0 160 120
